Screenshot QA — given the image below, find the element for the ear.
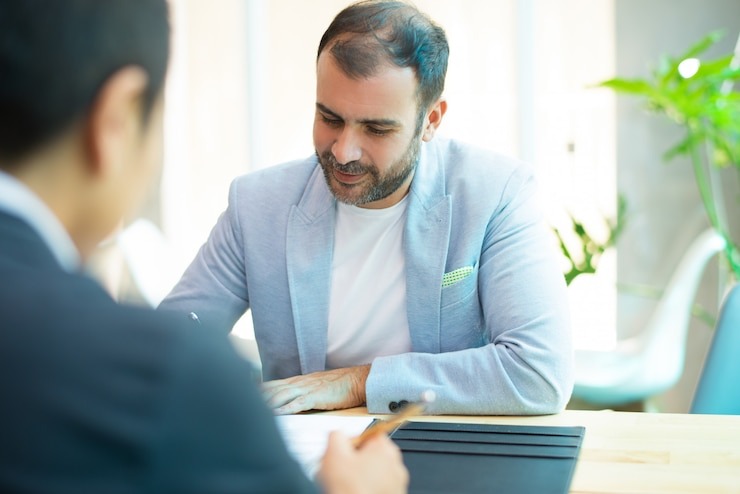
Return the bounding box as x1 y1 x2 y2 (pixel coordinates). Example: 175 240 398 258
84 66 149 177
421 98 447 142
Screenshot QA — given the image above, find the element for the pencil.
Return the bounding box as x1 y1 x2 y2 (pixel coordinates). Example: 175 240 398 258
352 402 425 448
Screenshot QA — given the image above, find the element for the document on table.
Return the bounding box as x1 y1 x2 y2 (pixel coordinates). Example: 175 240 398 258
275 414 375 478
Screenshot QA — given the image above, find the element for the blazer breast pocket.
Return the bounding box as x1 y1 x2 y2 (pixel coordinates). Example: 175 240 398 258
440 263 478 309
440 263 484 350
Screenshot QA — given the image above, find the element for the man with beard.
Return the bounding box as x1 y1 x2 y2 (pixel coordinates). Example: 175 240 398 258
0 1 408 492
160 0 573 416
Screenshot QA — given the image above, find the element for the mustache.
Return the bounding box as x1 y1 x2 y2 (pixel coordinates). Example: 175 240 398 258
321 152 370 175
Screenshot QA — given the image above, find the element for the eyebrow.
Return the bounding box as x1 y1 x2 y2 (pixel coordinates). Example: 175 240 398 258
316 103 402 128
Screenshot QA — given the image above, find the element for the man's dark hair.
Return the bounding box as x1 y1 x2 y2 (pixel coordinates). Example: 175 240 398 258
0 0 170 165
318 0 448 124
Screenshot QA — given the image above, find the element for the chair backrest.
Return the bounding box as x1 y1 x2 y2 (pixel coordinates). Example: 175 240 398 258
690 283 740 414
572 229 726 407
636 228 725 387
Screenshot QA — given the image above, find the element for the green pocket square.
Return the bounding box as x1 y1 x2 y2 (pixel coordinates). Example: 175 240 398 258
442 266 474 287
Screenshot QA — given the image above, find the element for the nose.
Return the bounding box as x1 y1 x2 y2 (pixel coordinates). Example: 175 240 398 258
331 128 362 164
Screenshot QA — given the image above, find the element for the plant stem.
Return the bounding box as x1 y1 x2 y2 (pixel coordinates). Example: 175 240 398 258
688 127 740 278
689 128 721 227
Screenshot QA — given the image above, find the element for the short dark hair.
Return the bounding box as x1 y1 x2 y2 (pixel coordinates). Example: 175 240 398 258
318 0 448 118
0 0 170 165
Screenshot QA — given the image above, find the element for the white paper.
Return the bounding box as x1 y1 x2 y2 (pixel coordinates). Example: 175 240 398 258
275 414 375 478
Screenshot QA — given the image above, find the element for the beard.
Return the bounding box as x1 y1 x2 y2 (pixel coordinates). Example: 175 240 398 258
317 135 421 207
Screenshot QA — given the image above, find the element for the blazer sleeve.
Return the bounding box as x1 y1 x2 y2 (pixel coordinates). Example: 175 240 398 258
149 325 319 494
365 164 574 415
158 180 249 334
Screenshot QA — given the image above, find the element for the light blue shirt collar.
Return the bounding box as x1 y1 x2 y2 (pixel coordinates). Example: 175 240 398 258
0 170 81 272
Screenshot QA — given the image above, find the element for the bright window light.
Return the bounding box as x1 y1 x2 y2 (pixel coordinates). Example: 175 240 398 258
678 57 701 78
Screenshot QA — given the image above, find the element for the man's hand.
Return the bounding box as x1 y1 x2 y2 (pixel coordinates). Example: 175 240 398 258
262 365 371 415
317 431 409 494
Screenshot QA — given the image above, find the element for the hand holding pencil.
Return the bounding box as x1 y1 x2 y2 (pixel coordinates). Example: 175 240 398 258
318 391 433 493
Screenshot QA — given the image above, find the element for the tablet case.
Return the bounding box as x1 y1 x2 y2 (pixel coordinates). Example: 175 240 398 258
389 421 585 494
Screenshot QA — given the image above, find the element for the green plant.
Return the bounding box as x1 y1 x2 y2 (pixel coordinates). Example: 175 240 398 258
599 31 740 279
555 195 627 286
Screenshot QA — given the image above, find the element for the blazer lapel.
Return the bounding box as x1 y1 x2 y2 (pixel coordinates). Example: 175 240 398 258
286 166 336 374
405 142 451 353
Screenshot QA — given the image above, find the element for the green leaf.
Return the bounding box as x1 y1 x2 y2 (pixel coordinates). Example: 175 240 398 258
592 30 740 282
660 31 724 85
598 78 655 96
680 30 725 60
607 195 628 247
655 55 674 79
713 147 731 167
693 54 734 78
663 134 698 162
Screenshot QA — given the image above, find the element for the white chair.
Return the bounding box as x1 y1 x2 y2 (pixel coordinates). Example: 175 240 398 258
572 228 726 407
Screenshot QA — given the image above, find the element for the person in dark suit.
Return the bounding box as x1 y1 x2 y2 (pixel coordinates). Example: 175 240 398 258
0 1 408 493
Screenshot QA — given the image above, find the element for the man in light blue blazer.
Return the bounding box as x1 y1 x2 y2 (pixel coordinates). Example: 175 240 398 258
160 0 573 416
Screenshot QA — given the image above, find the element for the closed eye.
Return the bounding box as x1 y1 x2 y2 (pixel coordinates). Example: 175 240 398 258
366 126 392 136
319 113 343 127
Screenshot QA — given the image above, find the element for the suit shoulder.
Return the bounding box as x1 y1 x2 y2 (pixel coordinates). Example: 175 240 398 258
0 266 249 417
231 155 319 197
428 138 535 199
0 266 211 365
433 137 531 177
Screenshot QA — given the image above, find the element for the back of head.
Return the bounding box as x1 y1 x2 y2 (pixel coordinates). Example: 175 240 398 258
318 0 449 116
0 0 170 167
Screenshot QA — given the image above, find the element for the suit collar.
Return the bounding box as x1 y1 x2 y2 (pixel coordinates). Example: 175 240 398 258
0 211 68 273
286 165 336 373
0 170 80 272
408 139 448 211
294 159 335 222
404 139 451 353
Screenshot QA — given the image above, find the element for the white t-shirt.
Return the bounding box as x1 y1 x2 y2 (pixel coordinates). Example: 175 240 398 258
325 197 412 369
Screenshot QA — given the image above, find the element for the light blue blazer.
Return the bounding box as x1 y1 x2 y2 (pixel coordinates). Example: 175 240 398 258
160 138 574 415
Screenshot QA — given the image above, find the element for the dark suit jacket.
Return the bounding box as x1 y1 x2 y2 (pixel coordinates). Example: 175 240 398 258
0 211 317 494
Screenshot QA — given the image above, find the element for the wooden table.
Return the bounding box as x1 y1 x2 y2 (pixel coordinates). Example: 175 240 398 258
329 408 740 494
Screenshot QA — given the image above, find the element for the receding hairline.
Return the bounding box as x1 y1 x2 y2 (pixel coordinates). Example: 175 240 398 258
318 36 428 112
